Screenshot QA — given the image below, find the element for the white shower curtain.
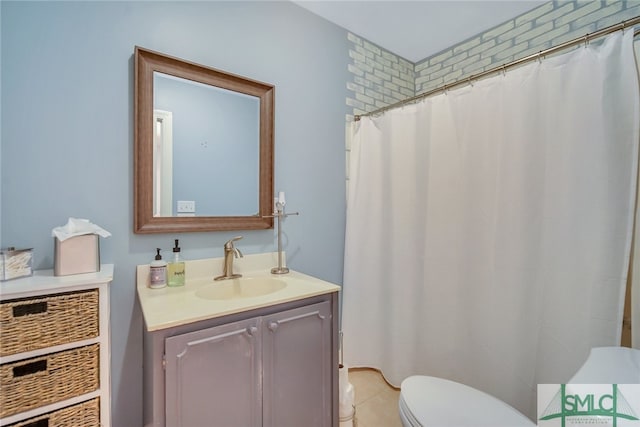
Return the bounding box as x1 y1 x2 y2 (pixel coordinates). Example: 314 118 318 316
342 31 639 420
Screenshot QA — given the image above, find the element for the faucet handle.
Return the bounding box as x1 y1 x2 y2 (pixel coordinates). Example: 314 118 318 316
225 236 243 258
224 236 243 249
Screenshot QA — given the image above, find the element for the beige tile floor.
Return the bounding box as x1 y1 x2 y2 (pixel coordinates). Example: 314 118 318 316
347 368 403 427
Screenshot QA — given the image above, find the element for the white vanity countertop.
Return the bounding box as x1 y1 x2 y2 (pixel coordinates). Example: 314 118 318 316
136 252 340 331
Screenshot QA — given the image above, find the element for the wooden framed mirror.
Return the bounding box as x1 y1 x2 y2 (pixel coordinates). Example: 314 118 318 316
134 47 274 233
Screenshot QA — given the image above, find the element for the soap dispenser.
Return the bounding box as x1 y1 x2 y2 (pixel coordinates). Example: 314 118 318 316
167 239 185 287
149 248 167 289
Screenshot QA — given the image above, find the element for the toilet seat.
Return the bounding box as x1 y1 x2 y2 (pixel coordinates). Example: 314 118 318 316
399 376 535 427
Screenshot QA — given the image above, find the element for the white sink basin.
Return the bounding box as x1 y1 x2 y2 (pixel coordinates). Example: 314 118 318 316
195 277 287 300
137 253 342 331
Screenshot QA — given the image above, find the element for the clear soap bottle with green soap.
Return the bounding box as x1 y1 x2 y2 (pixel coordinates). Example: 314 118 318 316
167 239 186 287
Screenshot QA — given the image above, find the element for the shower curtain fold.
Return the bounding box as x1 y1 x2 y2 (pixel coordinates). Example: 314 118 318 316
342 31 640 420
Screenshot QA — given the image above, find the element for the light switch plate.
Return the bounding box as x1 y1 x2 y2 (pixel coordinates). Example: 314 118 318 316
177 200 195 213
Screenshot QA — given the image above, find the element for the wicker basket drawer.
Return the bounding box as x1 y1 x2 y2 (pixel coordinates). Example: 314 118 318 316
0 344 100 418
0 289 99 356
5 398 100 427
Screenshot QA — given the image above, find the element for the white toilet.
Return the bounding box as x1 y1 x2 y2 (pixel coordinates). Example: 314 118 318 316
568 346 640 383
399 375 535 427
398 346 640 427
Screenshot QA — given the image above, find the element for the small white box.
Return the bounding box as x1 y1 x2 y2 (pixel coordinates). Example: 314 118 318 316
54 234 100 276
0 247 33 281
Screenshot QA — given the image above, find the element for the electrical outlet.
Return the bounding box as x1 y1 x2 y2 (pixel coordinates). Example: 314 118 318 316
177 200 195 213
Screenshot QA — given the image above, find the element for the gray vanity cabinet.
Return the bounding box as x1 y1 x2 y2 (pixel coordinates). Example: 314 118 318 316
164 317 263 427
144 294 338 427
262 301 332 427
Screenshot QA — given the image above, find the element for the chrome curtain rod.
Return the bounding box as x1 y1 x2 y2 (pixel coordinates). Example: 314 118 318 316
354 16 640 121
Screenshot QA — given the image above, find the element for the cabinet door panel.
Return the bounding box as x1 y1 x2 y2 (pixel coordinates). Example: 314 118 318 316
165 318 262 427
262 301 332 427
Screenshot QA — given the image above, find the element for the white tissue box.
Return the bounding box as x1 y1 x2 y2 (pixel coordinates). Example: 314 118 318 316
54 234 100 276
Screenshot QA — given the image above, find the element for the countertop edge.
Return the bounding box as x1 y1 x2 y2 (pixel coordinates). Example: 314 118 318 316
143 286 339 332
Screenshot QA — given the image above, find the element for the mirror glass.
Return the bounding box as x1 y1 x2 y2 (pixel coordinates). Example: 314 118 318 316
135 47 274 233
153 72 260 217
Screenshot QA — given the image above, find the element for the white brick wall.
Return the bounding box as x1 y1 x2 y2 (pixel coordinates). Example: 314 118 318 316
346 32 414 120
414 1 640 95
347 1 639 119
345 0 638 182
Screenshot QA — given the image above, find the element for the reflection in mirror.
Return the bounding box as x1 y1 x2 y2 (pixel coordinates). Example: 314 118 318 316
134 47 274 233
153 73 260 217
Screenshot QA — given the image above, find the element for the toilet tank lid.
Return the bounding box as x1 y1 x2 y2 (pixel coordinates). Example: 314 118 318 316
569 346 640 384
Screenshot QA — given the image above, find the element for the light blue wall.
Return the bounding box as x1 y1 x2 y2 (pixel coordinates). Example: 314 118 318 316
0 2 3 247
1 1 349 425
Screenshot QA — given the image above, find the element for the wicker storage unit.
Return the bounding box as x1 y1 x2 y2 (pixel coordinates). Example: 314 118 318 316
0 289 99 357
0 344 100 418
0 266 112 426
5 398 100 427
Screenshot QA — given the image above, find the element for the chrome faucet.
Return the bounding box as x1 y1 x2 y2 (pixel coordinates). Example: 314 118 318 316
214 236 243 281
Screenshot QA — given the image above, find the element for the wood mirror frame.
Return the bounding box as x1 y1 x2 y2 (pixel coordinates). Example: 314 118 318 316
134 47 274 233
